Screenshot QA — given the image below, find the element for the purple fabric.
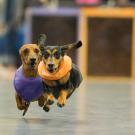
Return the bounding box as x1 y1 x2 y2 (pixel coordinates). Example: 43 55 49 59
13 66 44 102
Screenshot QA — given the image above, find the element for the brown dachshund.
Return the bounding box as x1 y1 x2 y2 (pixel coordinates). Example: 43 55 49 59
13 44 46 115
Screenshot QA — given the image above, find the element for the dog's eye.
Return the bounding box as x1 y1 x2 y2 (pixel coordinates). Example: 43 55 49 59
54 52 60 59
44 51 50 59
34 48 39 53
23 48 29 54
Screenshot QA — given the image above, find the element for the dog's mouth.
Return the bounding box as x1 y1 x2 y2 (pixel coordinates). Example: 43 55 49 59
48 67 57 73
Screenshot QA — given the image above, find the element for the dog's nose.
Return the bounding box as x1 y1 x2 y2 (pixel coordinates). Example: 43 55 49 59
48 64 54 68
30 58 36 63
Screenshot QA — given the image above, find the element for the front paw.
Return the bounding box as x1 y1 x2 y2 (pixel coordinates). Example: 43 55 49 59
47 93 54 105
43 105 50 112
47 99 54 105
38 96 45 107
57 97 66 108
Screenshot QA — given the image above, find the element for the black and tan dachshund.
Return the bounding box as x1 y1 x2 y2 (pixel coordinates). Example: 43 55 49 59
37 34 83 111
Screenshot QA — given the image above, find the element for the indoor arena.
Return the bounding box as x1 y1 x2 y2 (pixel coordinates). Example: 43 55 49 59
0 0 135 135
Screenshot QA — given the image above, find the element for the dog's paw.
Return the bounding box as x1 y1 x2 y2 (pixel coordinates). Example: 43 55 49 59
47 93 54 105
43 105 50 112
57 97 66 108
57 102 64 108
38 96 45 107
47 99 54 105
38 102 44 107
17 105 26 110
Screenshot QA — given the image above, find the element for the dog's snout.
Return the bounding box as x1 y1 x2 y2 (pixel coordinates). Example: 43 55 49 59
48 64 54 68
30 58 36 62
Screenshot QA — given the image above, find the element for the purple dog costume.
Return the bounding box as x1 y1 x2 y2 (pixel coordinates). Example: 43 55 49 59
13 66 44 102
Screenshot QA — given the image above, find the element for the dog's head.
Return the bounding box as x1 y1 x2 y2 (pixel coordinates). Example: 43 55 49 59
19 44 41 69
37 34 82 73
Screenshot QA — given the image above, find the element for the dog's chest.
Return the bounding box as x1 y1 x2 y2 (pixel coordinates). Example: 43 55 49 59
43 72 70 87
14 67 44 102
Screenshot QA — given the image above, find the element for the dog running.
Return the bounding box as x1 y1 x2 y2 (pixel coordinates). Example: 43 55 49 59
13 44 45 115
38 34 83 111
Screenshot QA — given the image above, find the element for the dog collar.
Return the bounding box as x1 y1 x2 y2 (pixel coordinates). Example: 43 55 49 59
38 55 72 80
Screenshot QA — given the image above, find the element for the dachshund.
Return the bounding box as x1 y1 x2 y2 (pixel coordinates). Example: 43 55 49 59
37 34 83 111
13 44 46 115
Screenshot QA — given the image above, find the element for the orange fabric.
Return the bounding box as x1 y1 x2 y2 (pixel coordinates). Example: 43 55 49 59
38 56 72 80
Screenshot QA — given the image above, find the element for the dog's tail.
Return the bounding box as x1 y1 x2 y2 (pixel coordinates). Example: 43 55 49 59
62 41 82 51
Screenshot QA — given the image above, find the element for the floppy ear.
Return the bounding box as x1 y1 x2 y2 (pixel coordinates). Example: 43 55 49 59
19 45 25 56
37 34 47 53
61 41 82 55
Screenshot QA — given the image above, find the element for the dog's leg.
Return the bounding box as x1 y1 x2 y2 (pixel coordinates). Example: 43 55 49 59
41 93 50 112
57 90 68 107
46 93 54 105
38 95 45 107
15 94 26 110
22 103 30 116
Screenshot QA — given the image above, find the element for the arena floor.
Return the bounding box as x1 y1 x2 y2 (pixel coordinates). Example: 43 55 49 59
1 78 135 135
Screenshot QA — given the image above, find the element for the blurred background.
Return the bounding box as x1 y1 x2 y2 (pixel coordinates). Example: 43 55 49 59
1 0 135 80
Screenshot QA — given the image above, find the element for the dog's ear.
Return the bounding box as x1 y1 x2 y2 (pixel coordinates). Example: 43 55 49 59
61 41 82 55
19 45 25 56
37 34 47 53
